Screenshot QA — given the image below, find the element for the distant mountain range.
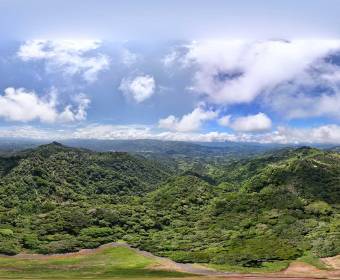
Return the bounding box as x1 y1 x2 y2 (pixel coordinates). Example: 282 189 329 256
1 137 337 156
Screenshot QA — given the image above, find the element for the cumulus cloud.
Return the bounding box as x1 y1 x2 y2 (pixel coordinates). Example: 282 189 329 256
179 39 340 105
17 40 110 82
0 87 90 123
119 74 156 102
218 113 272 132
229 113 272 132
158 107 218 132
58 94 90 122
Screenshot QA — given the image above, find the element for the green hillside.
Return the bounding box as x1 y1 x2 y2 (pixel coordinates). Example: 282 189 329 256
133 147 340 266
0 246 187 279
0 142 170 201
0 143 338 270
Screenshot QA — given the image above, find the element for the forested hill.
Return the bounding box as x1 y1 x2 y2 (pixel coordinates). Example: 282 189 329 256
134 146 340 266
0 142 170 204
0 143 338 270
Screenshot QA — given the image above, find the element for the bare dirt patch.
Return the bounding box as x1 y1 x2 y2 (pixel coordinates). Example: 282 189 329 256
323 255 340 270
280 260 340 279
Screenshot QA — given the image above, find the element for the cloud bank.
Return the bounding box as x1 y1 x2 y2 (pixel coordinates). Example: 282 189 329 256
2 123 340 145
0 88 90 123
183 39 340 106
17 40 110 82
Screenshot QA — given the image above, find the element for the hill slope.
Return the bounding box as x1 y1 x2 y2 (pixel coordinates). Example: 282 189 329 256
0 143 338 270
0 142 170 202
132 147 340 266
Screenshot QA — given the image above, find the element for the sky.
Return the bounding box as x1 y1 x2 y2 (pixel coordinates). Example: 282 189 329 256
1 0 340 143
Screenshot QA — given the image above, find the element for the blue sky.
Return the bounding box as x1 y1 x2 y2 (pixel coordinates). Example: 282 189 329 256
1 0 340 143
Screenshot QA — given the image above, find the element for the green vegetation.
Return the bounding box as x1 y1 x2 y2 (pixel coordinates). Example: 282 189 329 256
0 142 339 272
0 246 188 279
205 261 290 273
297 253 330 270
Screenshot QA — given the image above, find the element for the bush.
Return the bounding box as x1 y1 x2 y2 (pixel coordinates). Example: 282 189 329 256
0 241 20 255
305 201 333 216
0 228 14 237
78 227 115 248
37 238 79 254
80 227 113 238
312 236 340 257
22 234 40 250
212 237 301 267
167 250 211 263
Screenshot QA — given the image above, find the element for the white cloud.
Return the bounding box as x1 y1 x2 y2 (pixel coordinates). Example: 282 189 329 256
218 115 231 126
73 124 152 140
269 91 340 119
0 126 68 140
256 125 340 144
162 51 178 67
264 71 340 119
157 125 340 144
162 45 190 68
0 87 90 123
158 107 218 132
121 49 139 66
58 94 90 122
218 113 272 132
119 74 156 102
229 113 272 132
0 87 57 123
2 123 340 144
17 40 110 83
181 39 340 105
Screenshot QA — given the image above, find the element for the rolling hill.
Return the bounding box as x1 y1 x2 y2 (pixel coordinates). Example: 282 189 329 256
0 142 338 271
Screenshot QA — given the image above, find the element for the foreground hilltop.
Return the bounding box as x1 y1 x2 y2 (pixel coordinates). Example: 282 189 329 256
0 143 338 271
0 142 170 200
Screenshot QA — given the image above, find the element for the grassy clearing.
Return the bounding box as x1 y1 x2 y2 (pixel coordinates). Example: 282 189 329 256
297 253 330 270
204 260 290 273
0 247 190 279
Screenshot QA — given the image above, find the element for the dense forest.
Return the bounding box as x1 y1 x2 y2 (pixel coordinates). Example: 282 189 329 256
0 142 338 269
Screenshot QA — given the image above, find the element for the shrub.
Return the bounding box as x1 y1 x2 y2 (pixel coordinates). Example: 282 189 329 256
212 237 301 267
167 250 211 263
312 236 340 257
37 238 79 254
0 241 20 255
0 228 14 237
80 227 113 238
22 234 40 250
305 201 333 216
